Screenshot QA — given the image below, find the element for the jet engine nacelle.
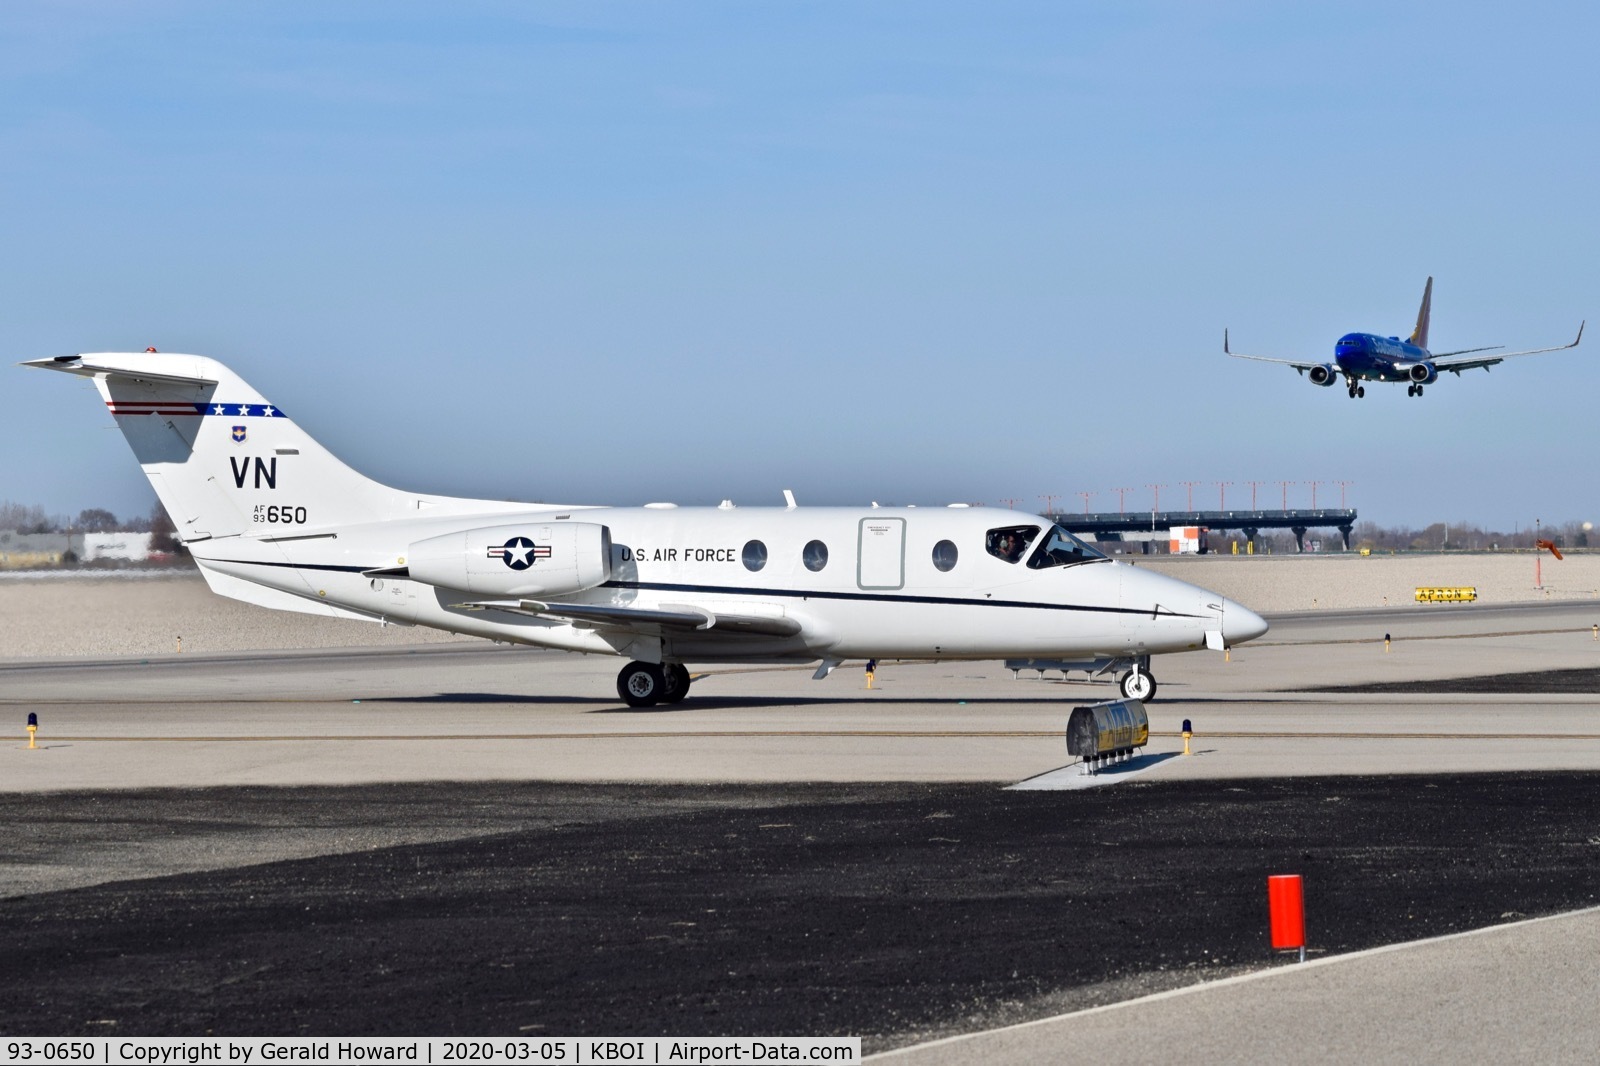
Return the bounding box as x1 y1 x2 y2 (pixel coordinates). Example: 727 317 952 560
406 522 612 596
1407 362 1438 385
1307 364 1339 386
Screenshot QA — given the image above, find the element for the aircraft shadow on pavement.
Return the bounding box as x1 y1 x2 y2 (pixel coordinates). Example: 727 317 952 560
369 692 618 706
360 691 1217 712
588 694 1134 713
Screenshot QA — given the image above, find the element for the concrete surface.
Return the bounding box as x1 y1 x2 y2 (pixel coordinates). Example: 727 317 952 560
6 601 1600 790
874 906 1600 1065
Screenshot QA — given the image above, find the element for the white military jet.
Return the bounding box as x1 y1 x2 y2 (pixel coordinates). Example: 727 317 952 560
25 353 1268 705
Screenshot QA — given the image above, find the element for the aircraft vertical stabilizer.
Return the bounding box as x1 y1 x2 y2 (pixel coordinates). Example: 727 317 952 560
1409 276 1433 349
21 352 528 543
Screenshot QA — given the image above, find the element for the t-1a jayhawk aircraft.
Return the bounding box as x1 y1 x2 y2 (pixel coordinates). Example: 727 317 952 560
25 353 1267 705
1226 277 1583 398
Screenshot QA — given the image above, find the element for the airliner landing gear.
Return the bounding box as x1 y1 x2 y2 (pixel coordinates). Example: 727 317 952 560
617 661 692 707
1408 384 1424 397
1118 666 1156 701
1347 383 1365 398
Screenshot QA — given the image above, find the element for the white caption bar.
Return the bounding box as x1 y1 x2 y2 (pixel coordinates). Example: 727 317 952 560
1 1037 862 1065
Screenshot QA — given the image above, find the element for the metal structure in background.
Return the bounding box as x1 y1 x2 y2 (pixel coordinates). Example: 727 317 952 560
1053 508 1359 552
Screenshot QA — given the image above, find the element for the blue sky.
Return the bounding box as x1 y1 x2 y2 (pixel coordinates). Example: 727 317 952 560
3 2 1596 528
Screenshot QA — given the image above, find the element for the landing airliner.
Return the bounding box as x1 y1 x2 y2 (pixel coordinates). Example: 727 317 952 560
25 353 1267 705
1226 277 1583 398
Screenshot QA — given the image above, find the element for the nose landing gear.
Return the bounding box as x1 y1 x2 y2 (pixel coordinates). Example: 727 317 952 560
1118 665 1157 701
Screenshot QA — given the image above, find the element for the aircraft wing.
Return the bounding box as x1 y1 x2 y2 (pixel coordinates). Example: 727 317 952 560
453 599 803 638
1429 323 1584 374
1222 330 1321 374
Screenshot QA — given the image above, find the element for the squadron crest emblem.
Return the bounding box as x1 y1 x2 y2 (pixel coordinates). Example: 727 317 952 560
231 425 247 444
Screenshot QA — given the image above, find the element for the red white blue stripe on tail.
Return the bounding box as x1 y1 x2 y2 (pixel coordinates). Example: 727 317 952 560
104 401 288 417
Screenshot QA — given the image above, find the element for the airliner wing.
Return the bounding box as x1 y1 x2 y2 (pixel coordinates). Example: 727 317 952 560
1222 331 1321 373
453 599 803 637
1430 323 1584 374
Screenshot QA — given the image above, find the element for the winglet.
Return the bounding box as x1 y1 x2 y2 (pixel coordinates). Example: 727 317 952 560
1575 321 1585 347
1223 328 1231 354
1409 276 1433 349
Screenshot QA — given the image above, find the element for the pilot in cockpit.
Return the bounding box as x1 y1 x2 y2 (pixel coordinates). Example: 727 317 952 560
990 529 1029 564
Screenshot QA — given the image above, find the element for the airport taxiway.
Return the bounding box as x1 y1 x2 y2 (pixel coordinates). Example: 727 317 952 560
7 601 1600 793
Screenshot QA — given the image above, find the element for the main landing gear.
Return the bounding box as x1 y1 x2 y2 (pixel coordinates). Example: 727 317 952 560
1407 384 1425 397
1346 382 1365 399
616 661 693 708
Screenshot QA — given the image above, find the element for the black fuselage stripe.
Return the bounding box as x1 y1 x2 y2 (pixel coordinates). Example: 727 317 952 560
221 560 369 574
206 558 1204 620
602 580 1191 617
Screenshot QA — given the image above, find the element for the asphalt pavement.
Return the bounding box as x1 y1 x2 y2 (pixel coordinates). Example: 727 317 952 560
4 774 1600 1051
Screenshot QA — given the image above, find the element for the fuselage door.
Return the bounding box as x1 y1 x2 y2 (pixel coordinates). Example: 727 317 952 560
857 518 906 590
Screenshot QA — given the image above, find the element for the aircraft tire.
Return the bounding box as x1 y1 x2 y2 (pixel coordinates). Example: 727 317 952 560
617 661 666 707
663 664 692 704
1416 385 1424 396
1408 385 1416 396
1357 386 1365 398
1118 669 1156 702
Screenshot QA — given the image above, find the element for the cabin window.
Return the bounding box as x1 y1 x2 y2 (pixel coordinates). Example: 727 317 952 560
985 525 1040 564
803 540 829 572
742 539 768 572
931 539 958 572
1026 524 1107 569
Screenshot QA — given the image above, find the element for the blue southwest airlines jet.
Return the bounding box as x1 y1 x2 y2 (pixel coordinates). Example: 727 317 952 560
1225 277 1583 398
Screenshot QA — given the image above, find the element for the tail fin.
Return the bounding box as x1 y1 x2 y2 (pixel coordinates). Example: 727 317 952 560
23 353 497 543
1408 276 1433 349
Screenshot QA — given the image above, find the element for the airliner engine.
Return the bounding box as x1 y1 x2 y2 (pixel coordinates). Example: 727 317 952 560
406 522 612 596
1307 364 1339 386
1407 362 1438 385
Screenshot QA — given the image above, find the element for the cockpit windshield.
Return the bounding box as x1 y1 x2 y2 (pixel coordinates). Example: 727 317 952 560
1026 524 1107 569
986 525 1040 564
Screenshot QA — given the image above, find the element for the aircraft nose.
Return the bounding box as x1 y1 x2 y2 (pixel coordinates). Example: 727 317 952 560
1222 598 1269 645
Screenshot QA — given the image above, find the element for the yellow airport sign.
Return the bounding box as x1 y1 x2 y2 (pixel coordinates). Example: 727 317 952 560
1415 586 1477 603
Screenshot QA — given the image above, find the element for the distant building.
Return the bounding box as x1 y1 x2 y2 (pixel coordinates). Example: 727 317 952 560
83 532 153 562
0 530 82 569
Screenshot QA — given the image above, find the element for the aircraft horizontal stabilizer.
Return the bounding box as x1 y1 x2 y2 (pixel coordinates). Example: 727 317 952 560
21 355 218 387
